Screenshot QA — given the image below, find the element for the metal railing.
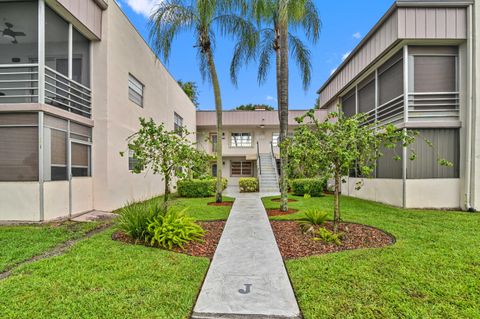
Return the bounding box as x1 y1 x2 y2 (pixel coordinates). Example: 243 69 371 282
270 141 280 183
408 92 459 121
257 141 261 175
0 64 39 103
44 66 91 118
0 63 91 118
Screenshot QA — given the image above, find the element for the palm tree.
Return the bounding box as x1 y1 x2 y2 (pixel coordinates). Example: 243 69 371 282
231 0 320 211
149 0 257 202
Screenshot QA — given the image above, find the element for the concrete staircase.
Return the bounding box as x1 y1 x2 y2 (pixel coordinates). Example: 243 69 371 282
258 153 280 193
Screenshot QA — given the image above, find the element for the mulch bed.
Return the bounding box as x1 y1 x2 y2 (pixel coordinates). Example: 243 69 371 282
271 198 298 203
112 221 225 258
207 201 234 207
271 221 394 259
266 208 299 216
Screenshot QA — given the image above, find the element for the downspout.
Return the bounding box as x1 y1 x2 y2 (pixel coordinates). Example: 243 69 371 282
465 4 476 211
402 45 409 209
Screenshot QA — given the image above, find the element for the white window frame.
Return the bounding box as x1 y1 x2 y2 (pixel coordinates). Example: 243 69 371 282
174 112 183 135
128 74 144 107
230 132 252 148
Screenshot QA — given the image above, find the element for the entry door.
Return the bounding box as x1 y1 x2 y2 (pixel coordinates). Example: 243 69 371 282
68 138 92 216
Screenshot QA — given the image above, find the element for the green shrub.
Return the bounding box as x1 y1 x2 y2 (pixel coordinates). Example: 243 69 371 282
177 178 227 197
117 200 165 240
314 228 343 245
145 209 205 250
239 178 258 193
298 209 328 234
290 178 326 197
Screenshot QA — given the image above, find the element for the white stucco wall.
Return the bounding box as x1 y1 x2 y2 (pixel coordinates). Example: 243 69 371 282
91 2 197 212
72 177 94 214
405 179 460 209
343 177 404 207
44 181 69 220
0 182 40 221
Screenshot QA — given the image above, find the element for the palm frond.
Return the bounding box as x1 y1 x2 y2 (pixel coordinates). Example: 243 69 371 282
289 33 312 90
149 0 197 62
257 28 276 85
301 0 321 42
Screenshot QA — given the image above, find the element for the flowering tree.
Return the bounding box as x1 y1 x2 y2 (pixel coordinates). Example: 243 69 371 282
121 118 212 204
294 109 453 233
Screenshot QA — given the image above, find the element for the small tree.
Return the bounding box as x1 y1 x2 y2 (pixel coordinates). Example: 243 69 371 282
121 118 209 205
295 109 453 233
234 104 274 111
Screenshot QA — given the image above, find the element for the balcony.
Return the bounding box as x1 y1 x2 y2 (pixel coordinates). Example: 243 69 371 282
0 64 92 118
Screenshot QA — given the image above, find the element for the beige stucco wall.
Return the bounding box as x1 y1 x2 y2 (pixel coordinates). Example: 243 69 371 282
72 177 94 214
91 2 196 212
44 181 70 220
0 182 40 221
473 1 480 210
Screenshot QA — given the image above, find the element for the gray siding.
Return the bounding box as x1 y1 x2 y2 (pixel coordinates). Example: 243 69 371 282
319 5 467 108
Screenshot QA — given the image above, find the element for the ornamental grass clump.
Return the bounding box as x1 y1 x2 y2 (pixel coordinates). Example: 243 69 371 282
117 200 165 241
314 228 343 245
145 209 205 250
298 209 328 234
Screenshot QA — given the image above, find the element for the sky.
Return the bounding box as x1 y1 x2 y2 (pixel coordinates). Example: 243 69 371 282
115 0 395 110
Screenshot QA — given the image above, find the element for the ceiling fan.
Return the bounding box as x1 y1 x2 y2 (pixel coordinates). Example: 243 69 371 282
1 22 26 44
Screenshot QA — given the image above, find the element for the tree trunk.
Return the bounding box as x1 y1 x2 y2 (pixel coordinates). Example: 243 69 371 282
164 174 170 207
206 48 223 203
333 170 341 233
278 22 289 212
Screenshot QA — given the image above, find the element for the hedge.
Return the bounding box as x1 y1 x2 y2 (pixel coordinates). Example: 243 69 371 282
239 178 258 193
290 178 326 197
177 178 228 198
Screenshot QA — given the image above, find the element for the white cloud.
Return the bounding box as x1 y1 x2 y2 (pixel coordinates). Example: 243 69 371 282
342 51 351 61
353 32 361 39
330 68 337 76
123 0 158 17
266 95 277 102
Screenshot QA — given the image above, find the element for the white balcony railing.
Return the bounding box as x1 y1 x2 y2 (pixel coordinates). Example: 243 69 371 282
0 63 91 118
408 92 459 122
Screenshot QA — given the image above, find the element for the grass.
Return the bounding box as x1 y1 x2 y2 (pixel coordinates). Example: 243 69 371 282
117 195 234 222
263 195 480 318
0 229 209 318
0 221 102 272
0 195 233 318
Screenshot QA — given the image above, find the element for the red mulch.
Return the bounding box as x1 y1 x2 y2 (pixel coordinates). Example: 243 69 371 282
207 201 234 207
271 221 394 259
271 198 298 203
112 221 225 258
266 208 299 216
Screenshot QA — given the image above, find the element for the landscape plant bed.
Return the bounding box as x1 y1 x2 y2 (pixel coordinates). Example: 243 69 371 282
207 201 234 207
266 208 299 216
270 220 394 259
112 221 225 258
271 198 298 203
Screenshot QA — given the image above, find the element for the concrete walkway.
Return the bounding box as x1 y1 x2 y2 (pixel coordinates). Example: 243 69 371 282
192 191 301 319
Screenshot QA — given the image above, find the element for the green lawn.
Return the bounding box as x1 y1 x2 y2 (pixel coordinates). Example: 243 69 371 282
263 195 480 318
0 195 232 318
0 229 209 318
0 221 102 272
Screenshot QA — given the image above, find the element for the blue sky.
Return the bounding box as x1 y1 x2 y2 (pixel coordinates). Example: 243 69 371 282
116 0 394 110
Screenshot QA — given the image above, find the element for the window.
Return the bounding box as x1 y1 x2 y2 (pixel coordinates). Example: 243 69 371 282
128 74 144 107
210 133 218 152
211 164 217 177
174 112 183 135
231 161 253 177
128 149 141 171
358 74 375 114
0 113 39 181
272 133 280 147
378 52 404 105
231 133 252 148
341 88 356 117
71 142 91 177
413 56 456 93
49 129 68 181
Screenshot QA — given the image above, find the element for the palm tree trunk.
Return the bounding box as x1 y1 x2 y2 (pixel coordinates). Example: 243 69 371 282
206 48 223 203
278 22 289 212
164 174 170 207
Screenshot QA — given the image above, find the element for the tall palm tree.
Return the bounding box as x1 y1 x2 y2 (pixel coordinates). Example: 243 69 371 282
231 0 320 211
150 0 257 202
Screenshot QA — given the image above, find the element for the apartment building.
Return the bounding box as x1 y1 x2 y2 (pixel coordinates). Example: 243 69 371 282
318 0 479 210
196 109 325 191
0 0 196 222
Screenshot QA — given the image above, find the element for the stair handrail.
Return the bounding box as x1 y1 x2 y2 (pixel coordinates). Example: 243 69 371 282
257 141 262 175
270 141 280 185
